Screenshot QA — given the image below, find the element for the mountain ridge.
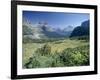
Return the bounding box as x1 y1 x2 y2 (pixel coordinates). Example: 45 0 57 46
70 20 89 37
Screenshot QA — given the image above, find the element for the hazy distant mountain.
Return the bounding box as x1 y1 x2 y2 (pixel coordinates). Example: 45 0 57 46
23 22 75 39
70 20 89 37
35 25 69 38
63 26 74 32
55 26 74 35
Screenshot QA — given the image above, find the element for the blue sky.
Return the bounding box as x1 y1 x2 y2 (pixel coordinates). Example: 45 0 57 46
23 11 89 29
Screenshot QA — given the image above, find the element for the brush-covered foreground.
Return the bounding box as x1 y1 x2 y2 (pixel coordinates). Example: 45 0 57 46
23 38 89 68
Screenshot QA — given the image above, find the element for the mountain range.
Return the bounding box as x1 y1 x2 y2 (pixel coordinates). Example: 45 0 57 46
23 23 74 39
23 20 89 39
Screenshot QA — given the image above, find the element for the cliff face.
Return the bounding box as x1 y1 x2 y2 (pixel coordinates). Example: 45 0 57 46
70 20 89 37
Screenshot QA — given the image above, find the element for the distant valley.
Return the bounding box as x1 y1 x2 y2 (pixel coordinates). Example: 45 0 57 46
23 20 89 40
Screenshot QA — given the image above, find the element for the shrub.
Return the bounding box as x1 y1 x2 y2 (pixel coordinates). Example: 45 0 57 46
24 55 40 68
24 45 89 68
35 44 51 56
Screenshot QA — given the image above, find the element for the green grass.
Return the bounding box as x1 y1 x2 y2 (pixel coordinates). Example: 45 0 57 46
22 39 89 68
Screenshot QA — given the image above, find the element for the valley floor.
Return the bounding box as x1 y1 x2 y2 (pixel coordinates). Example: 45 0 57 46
22 38 89 68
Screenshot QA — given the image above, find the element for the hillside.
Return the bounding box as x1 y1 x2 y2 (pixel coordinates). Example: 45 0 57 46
70 20 89 37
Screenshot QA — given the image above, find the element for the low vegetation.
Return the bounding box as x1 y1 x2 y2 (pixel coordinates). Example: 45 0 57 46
23 38 89 68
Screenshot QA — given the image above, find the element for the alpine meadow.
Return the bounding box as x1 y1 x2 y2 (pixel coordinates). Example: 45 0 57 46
22 11 90 68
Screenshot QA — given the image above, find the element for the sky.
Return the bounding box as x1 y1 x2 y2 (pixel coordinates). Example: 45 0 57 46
23 11 89 29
